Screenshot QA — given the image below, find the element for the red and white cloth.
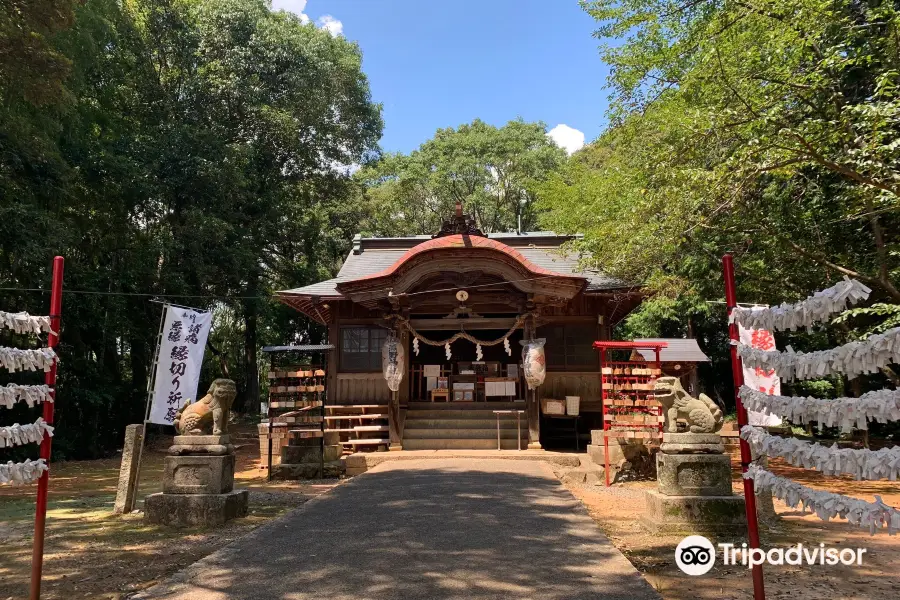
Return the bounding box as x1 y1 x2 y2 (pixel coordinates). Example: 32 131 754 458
738 322 783 426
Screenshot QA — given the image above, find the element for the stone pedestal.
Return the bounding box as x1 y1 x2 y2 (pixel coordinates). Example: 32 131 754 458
169 434 234 456
270 433 344 480
144 490 249 527
144 435 248 527
640 490 746 534
162 454 234 494
657 453 732 496
642 432 746 534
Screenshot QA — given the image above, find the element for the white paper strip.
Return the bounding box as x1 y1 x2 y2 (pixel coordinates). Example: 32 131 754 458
736 326 900 381
0 384 53 409
0 458 48 485
0 310 53 335
744 464 900 534
739 385 900 433
730 278 871 331
0 347 57 373
0 417 54 448
741 425 900 480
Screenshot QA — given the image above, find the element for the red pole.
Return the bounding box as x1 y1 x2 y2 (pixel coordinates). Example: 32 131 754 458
30 256 64 600
723 253 765 600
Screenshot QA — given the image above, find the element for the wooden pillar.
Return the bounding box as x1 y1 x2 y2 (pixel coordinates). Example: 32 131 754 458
388 322 404 451
326 322 339 403
388 390 402 450
523 314 542 450
398 328 410 407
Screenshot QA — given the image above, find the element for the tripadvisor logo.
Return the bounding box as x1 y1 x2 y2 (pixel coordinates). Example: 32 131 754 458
675 536 868 576
676 536 716 576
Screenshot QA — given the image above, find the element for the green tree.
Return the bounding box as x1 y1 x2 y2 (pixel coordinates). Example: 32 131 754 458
359 119 566 235
0 0 382 457
539 0 900 406
574 0 900 300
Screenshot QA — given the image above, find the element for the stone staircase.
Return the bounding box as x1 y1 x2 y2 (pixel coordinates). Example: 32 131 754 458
402 402 529 450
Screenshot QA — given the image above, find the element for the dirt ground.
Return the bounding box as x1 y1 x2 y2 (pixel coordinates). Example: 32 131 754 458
2 430 898 600
0 426 341 600
561 459 900 600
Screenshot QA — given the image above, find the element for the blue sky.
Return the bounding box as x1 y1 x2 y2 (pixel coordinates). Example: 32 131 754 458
270 0 612 155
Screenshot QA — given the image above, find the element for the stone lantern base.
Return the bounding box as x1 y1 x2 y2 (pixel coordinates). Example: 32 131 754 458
640 433 746 534
144 435 248 527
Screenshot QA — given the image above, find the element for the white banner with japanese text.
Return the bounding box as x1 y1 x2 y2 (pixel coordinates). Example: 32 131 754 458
148 306 212 426
739 322 783 427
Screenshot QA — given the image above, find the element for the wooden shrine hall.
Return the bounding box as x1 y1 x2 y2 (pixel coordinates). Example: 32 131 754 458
275 206 642 452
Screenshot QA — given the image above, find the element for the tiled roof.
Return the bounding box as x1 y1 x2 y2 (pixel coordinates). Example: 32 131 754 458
632 338 710 363
279 232 629 297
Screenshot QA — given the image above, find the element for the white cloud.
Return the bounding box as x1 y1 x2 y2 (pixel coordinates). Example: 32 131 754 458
317 14 343 36
547 124 585 155
270 2 344 36
271 0 310 23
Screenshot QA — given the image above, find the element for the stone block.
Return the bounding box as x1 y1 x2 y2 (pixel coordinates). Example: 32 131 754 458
289 432 340 446
163 454 235 495
343 454 367 476
640 489 747 534
281 444 342 464
144 490 248 527
270 460 344 480
113 424 144 514
660 432 725 454
174 435 231 445
169 434 233 455
657 452 732 496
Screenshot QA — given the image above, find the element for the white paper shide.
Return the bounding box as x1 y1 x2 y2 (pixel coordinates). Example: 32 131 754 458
730 278 871 332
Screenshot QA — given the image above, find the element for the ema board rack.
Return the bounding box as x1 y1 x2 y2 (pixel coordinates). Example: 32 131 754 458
593 341 667 486
261 345 333 480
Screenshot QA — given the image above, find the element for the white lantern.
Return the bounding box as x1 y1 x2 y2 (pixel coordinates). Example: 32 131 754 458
382 333 405 392
520 338 547 390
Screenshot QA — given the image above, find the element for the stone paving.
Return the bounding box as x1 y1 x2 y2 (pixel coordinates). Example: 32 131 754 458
136 459 660 600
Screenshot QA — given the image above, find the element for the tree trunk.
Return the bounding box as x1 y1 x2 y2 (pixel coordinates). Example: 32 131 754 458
240 276 260 415
130 333 149 422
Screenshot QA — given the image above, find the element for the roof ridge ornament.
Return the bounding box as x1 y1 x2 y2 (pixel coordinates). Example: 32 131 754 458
433 202 485 238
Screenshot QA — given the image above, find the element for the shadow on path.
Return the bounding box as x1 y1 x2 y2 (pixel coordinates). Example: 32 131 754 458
136 459 660 600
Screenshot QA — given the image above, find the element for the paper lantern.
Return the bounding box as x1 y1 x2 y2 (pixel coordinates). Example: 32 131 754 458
520 338 547 390
382 334 405 392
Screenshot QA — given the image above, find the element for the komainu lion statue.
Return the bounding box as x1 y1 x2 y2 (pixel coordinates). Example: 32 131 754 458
654 376 724 434
174 378 237 436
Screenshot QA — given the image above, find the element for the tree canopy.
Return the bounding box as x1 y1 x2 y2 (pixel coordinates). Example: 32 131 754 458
358 119 567 235
0 0 382 457
539 0 900 406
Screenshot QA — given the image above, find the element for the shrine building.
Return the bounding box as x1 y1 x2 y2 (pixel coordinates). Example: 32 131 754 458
275 206 642 452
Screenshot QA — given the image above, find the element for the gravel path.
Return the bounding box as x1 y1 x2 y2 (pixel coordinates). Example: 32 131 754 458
136 459 660 600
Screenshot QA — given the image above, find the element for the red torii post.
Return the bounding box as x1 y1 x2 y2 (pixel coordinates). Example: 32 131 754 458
723 253 765 600
30 256 64 600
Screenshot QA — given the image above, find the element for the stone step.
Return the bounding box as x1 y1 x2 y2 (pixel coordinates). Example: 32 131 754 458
402 438 527 450
406 402 525 411
403 428 526 440
404 418 524 429
404 410 526 420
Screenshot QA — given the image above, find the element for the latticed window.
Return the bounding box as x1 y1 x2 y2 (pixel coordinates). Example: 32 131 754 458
340 327 387 371
538 323 598 371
